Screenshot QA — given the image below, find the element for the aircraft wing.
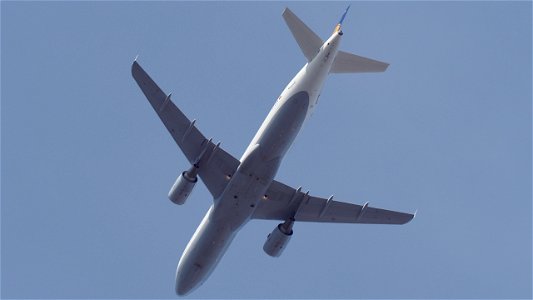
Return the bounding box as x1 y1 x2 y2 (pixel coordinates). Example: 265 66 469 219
132 61 240 199
252 179 414 224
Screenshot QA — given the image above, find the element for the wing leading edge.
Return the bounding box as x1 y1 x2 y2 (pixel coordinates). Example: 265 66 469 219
131 61 240 199
253 180 414 224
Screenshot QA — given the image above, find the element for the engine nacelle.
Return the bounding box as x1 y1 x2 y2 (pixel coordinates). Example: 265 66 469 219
263 219 294 257
168 171 197 205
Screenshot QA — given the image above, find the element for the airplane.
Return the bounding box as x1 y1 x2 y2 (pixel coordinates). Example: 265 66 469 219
132 6 414 296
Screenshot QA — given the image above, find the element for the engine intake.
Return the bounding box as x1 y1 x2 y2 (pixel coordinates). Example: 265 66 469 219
263 218 294 257
168 169 197 205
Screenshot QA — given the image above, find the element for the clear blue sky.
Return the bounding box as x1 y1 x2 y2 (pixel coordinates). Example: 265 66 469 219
2 1 531 299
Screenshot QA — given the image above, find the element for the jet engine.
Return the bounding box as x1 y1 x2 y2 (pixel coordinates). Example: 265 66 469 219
168 166 198 205
263 218 295 257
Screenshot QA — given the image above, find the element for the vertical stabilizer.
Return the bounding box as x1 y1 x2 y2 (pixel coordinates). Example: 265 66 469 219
333 5 351 34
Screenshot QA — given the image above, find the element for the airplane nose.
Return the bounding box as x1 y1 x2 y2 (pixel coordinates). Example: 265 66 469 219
175 263 203 296
175 280 192 296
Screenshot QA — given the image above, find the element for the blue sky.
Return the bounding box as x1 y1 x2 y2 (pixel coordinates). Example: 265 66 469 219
2 1 531 299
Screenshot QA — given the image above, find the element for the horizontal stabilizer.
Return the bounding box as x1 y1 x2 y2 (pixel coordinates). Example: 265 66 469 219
282 7 323 62
331 50 389 73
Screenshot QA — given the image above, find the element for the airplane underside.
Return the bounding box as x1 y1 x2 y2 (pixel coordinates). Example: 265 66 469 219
132 6 413 296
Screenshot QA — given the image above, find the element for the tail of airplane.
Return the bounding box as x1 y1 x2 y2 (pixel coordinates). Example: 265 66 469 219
282 7 389 73
332 5 350 35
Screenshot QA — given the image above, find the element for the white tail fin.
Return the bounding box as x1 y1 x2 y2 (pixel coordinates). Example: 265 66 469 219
282 7 323 62
331 50 389 73
283 7 389 73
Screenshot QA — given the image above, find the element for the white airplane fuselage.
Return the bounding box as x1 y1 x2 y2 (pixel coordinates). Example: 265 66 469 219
175 31 342 295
